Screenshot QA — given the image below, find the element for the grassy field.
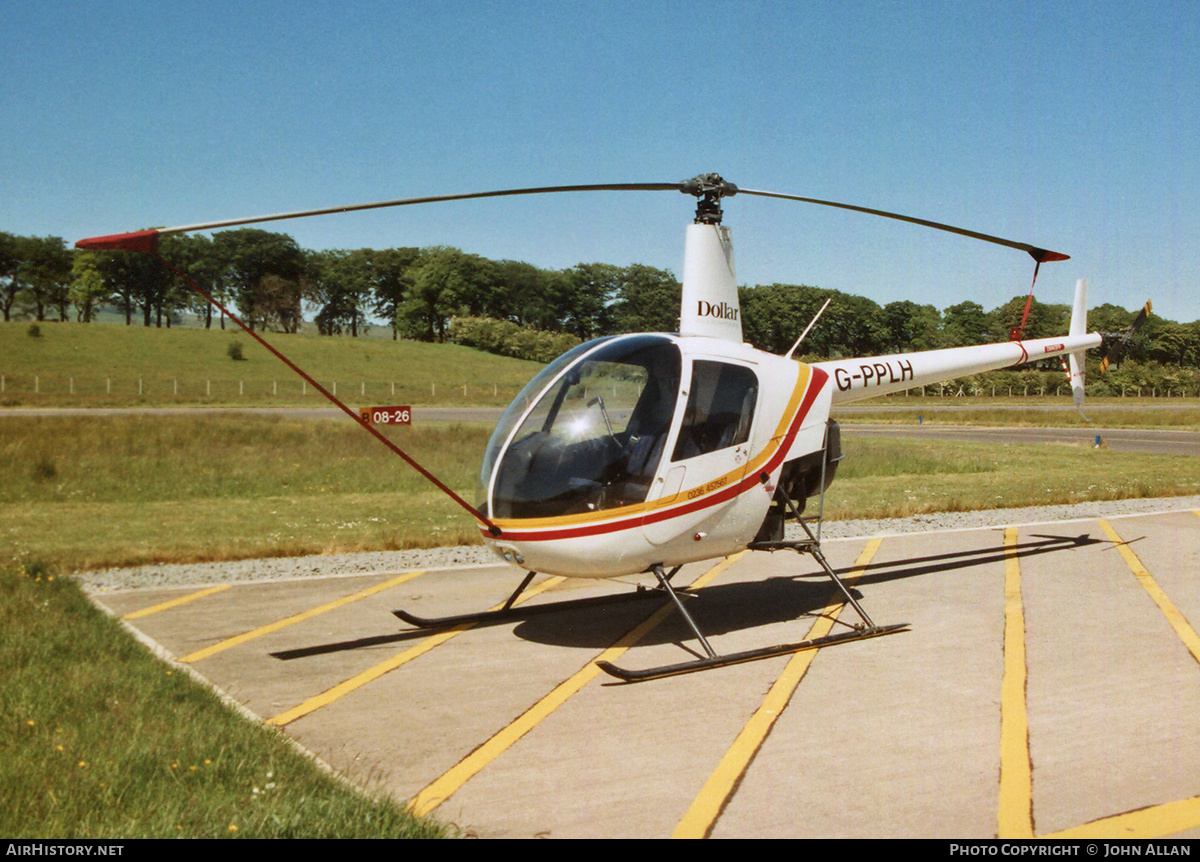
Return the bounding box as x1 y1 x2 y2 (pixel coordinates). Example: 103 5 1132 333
0 320 542 407
2 414 492 571
0 558 450 838
3 413 1197 572
833 399 1200 430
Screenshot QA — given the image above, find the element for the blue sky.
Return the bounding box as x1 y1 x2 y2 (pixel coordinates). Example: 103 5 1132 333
3 0 1196 323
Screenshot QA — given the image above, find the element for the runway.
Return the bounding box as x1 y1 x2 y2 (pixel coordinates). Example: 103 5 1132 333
840 422 1200 456
88 509 1200 838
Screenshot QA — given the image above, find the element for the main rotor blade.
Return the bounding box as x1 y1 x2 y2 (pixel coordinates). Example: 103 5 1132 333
76 174 1069 264
736 188 1070 263
76 182 683 250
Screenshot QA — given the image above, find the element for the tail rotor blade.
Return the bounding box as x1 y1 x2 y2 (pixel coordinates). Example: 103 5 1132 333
1099 299 1152 374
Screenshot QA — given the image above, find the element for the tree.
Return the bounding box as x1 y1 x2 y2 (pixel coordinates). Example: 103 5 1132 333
367 247 420 340
563 263 621 338
69 252 112 322
306 249 374 336
824 293 887 357
396 247 496 342
0 232 26 321
941 300 990 346
741 283 831 355
608 264 680 334
159 234 228 328
986 295 1067 343
212 229 305 332
15 236 72 322
883 300 943 352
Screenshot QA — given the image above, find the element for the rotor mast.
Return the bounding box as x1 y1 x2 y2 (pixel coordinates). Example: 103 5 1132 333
678 174 743 342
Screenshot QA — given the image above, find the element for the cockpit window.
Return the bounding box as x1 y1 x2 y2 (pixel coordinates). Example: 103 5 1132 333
489 335 681 519
671 360 758 461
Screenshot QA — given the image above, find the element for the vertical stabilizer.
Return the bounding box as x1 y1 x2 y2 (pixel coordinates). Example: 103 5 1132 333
680 223 742 341
1068 278 1088 409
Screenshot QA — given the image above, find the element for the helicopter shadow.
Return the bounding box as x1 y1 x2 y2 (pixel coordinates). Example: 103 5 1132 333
511 530 1101 649
269 530 1101 659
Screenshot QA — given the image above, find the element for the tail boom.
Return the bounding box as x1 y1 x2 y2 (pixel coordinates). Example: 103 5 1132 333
815 333 1102 404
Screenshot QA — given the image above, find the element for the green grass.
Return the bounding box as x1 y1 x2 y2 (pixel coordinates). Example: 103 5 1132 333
823 435 1199 519
2 415 492 570
0 559 450 838
834 397 1200 430
2 414 1197 572
0 319 542 407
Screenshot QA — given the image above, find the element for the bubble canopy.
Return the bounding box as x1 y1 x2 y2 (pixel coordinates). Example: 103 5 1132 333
480 334 682 520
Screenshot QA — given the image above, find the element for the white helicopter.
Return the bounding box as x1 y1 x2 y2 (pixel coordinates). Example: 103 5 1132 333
77 174 1103 680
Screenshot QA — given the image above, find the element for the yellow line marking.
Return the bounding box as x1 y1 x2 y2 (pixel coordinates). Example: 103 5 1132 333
178 570 427 664
406 553 747 818
122 584 231 620
1042 793 1200 839
1099 519 1200 667
672 538 883 840
998 525 1033 839
1039 517 1200 840
267 575 566 727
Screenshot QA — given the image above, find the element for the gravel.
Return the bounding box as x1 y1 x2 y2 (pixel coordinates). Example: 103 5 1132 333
74 495 1200 594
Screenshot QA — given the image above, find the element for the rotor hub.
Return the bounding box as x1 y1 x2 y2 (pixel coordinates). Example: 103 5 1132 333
679 173 739 224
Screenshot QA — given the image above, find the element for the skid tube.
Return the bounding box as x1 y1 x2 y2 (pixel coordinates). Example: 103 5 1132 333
392 567 691 630
595 623 908 683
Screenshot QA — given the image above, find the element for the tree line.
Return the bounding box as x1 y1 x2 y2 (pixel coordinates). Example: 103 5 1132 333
3 228 1197 383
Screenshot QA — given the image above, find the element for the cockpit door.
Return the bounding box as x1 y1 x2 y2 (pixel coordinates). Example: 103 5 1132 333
643 359 759 545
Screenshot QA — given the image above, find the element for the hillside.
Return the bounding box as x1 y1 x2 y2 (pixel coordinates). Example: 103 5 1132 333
0 320 543 407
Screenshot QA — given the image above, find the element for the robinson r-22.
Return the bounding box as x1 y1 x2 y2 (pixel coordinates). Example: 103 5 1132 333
78 173 1115 681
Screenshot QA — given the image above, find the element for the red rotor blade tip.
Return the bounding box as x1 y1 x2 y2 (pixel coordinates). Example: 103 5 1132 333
75 229 160 253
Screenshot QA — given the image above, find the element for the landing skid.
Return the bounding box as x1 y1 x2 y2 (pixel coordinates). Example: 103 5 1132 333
392 567 690 630
596 623 908 682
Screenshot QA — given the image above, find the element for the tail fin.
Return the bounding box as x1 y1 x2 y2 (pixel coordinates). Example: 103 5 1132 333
1067 279 1088 411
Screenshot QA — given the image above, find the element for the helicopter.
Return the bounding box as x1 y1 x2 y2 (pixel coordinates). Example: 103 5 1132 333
77 174 1107 680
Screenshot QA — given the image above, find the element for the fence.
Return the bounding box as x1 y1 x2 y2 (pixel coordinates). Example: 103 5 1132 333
3 372 1199 406
0 373 530 406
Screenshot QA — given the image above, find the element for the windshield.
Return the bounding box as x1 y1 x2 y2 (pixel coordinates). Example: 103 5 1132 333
487 334 681 519
479 337 608 497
